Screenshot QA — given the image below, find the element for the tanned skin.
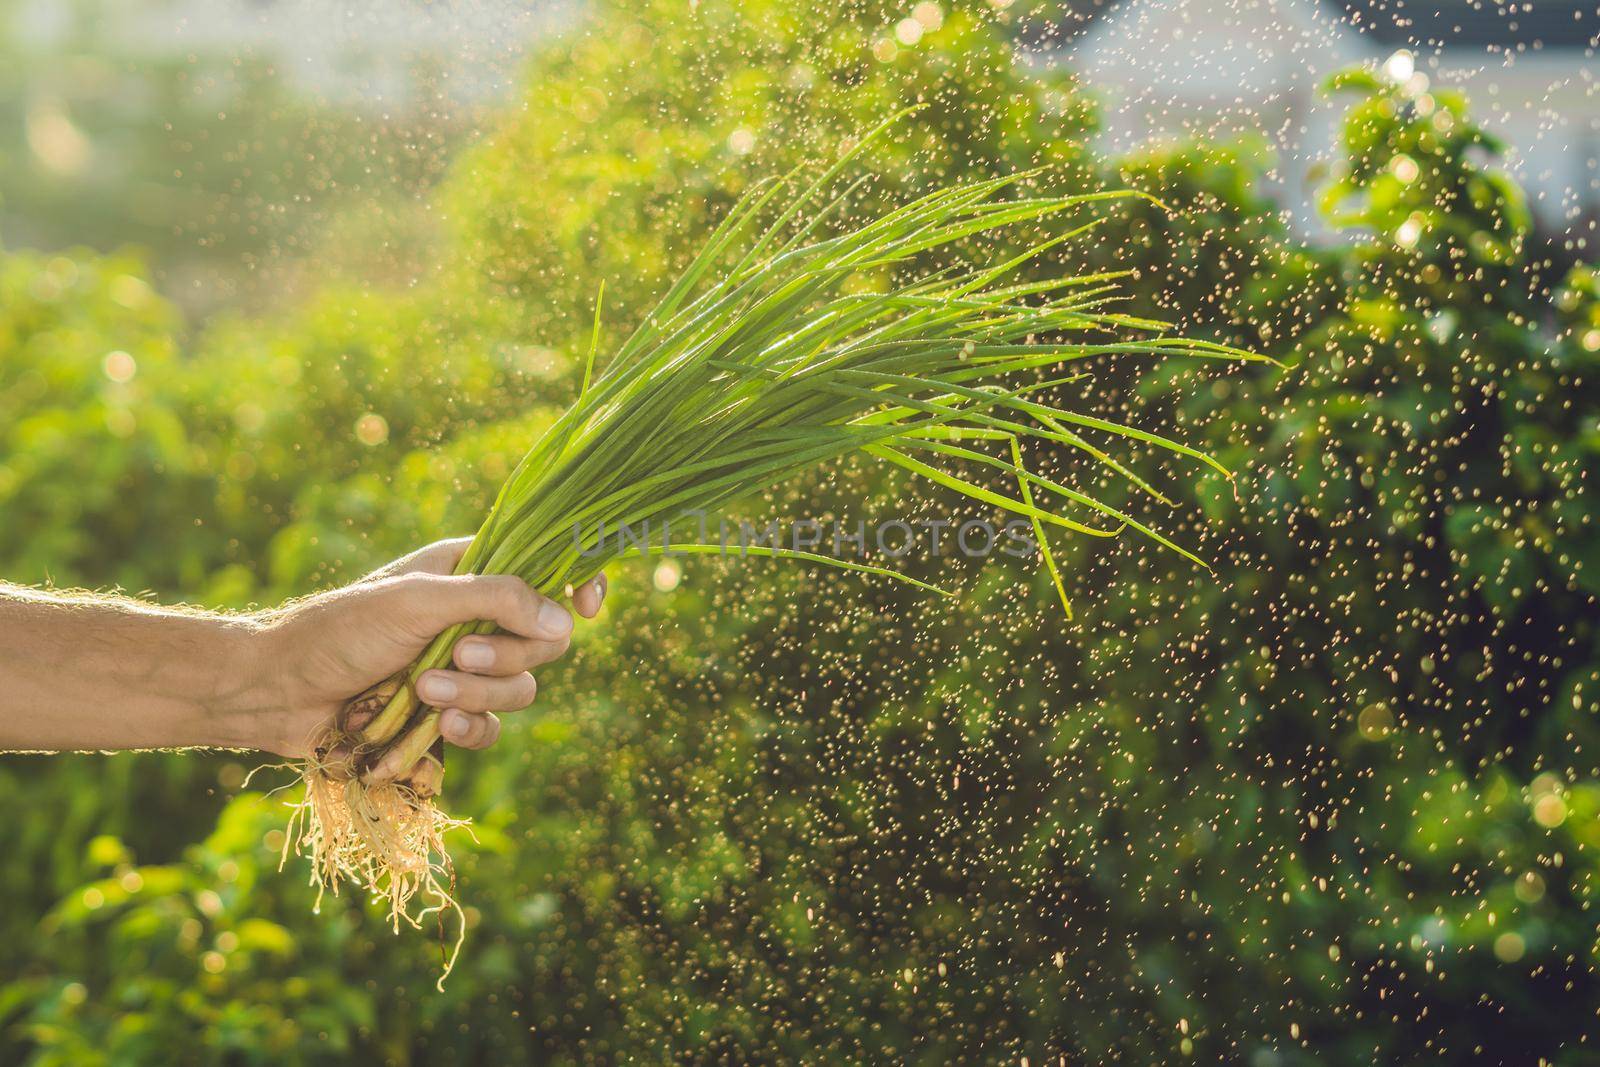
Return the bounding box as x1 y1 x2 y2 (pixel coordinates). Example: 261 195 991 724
0 538 605 781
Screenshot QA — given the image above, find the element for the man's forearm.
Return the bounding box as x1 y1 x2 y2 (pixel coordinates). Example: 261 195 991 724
0 585 277 752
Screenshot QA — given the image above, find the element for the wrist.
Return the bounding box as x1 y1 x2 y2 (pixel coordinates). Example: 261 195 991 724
202 614 293 751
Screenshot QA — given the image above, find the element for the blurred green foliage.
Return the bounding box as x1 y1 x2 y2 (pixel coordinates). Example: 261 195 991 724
0 0 461 317
2 0 1598 1062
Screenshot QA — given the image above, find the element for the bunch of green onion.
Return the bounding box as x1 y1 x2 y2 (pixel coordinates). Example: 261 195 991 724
289 118 1258 979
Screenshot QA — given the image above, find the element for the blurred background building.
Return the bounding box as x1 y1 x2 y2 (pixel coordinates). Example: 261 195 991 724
1052 0 1598 238
2 0 576 315
10 0 574 107
5 0 1595 255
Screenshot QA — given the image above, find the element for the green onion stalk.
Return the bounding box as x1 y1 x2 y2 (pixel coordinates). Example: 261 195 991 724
287 113 1266 982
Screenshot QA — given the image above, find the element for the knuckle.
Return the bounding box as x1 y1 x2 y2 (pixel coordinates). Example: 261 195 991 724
386 573 443 623
470 573 511 600
519 640 558 670
391 572 436 597
490 575 538 621
518 588 550 627
417 544 455 572
461 677 496 711
488 574 525 597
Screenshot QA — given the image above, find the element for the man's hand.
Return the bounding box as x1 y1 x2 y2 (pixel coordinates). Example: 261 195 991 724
256 538 605 765
0 539 605 759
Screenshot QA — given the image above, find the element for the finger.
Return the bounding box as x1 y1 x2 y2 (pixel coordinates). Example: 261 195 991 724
405 741 445 797
367 728 451 784
572 573 607 619
362 537 474 582
315 738 358 779
417 668 537 714
453 632 571 676
391 572 573 642
439 707 501 750
366 739 415 782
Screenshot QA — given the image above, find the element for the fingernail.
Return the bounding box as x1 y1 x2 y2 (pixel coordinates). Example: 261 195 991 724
538 599 573 636
440 708 469 741
457 639 494 669
419 674 458 703
596 572 608 603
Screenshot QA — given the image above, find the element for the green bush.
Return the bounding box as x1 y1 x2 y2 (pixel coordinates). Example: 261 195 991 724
1067 71 1600 1062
